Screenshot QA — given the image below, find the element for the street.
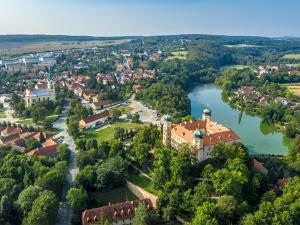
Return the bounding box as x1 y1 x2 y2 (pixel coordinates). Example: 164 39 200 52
53 112 78 225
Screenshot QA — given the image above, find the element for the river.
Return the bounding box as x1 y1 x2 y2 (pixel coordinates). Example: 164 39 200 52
188 83 290 155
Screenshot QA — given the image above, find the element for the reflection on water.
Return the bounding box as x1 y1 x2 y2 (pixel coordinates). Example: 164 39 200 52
189 83 289 155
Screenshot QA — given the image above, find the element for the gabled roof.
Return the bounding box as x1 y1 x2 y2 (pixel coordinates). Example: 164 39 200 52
92 100 113 108
26 143 58 157
81 199 153 225
0 133 20 144
82 110 109 124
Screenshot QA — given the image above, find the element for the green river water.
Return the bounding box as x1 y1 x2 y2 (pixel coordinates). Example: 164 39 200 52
189 83 290 155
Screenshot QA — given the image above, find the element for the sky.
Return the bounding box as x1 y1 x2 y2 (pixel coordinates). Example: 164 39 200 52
0 0 299 37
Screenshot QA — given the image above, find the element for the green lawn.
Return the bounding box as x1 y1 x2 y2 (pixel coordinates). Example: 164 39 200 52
0 110 6 118
89 187 138 207
127 170 158 195
283 54 300 59
82 122 144 142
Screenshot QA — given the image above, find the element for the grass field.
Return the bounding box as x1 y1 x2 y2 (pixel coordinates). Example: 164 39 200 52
283 54 300 59
19 114 59 126
0 39 131 56
167 51 188 60
222 64 249 71
89 187 138 207
127 171 158 195
282 84 300 96
0 110 6 118
224 44 260 48
82 121 144 142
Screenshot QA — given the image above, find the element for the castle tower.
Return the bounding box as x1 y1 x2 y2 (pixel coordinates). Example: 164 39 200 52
163 114 172 146
193 129 204 150
202 106 212 122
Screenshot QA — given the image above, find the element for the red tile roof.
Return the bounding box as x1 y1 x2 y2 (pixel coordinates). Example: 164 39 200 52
171 120 239 147
81 199 153 225
82 110 109 124
26 144 58 157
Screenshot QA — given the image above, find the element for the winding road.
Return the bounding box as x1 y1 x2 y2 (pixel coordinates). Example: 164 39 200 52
53 112 78 225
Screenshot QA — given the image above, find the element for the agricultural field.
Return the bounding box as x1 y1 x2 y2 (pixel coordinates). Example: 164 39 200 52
283 54 300 59
283 83 300 96
166 50 188 60
224 44 260 48
0 39 131 56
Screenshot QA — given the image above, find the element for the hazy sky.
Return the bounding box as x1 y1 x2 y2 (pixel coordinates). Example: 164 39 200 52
0 0 299 37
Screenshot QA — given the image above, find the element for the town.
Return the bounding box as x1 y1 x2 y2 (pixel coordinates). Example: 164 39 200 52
0 1 300 224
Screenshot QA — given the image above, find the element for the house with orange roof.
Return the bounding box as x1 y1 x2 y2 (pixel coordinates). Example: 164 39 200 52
26 138 58 157
162 107 240 162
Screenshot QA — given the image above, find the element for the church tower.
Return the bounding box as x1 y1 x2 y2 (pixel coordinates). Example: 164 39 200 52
163 114 172 146
193 129 204 150
202 107 212 122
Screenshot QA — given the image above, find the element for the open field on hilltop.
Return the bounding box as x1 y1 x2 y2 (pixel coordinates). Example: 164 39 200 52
166 50 188 60
0 39 131 56
224 44 260 48
221 64 249 71
81 121 144 142
281 83 300 96
283 54 300 59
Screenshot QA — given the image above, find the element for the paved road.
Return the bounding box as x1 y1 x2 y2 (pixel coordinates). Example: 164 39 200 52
53 113 78 225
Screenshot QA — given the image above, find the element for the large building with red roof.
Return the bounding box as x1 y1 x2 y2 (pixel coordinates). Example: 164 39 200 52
81 199 153 225
163 108 240 162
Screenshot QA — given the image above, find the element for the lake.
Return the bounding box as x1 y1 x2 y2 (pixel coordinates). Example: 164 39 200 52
188 83 290 155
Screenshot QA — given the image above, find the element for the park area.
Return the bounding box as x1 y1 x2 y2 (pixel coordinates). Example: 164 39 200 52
81 121 144 142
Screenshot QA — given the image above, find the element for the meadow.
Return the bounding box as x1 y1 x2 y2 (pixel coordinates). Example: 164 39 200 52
283 54 300 59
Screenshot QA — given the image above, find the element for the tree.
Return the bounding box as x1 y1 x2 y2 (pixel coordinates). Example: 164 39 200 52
0 195 12 217
131 114 140 123
67 118 79 138
25 139 41 151
16 185 42 216
110 108 121 120
37 170 67 197
56 144 70 162
67 187 88 212
133 204 150 225
23 191 59 225
191 202 219 225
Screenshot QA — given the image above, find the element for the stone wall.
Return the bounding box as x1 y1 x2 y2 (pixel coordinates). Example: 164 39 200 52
126 180 158 208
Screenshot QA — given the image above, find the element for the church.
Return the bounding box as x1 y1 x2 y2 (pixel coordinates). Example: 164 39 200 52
162 107 240 162
25 77 56 107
